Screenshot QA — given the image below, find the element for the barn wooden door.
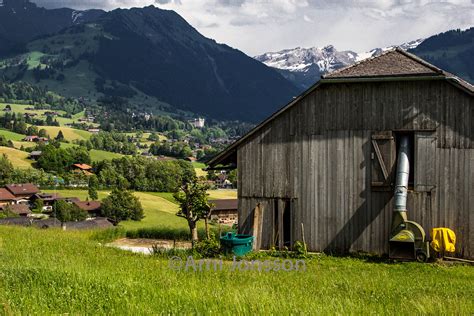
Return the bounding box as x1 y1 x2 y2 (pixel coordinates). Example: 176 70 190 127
272 198 293 250
414 131 437 192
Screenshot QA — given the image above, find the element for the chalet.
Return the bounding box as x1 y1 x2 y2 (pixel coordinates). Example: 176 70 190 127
88 128 100 134
29 151 42 160
5 183 40 200
0 188 15 206
209 199 238 225
73 201 101 217
30 193 64 211
2 105 11 112
23 135 39 142
23 136 48 143
208 49 474 259
0 204 32 217
44 111 59 116
72 163 94 176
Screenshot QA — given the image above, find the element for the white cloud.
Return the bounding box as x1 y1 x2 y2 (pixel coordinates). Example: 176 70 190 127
33 0 474 55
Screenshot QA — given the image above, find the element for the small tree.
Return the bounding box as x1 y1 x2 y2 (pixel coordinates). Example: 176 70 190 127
88 174 99 200
55 130 65 142
173 179 211 243
101 189 144 225
33 199 44 213
38 129 48 138
54 200 87 222
0 154 13 186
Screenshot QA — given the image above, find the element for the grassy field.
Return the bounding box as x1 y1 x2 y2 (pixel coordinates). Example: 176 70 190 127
208 189 237 200
0 146 33 169
0 226 472 314
192 161 208 177
40 126 91 141
0 129 26 141
89 149 125 162
43 189 188 230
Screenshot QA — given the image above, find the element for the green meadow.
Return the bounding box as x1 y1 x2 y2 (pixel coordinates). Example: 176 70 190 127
0 226 472 314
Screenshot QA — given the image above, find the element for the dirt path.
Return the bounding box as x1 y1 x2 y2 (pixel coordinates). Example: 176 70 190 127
107 238 192 254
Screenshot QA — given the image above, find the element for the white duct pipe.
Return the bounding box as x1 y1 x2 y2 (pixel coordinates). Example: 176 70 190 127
394 136 410 212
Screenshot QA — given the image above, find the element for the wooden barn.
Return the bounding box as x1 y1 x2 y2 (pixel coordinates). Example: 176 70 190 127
208 49 474 258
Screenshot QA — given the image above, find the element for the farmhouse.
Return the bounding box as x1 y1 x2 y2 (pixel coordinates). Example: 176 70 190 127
30 193 65 212
6 183 40 200
0 188 15 206
72 163 94 176
73 200 102 217
0 204 32 217
209 199 238 225
29 151 42 160
208 49 473 258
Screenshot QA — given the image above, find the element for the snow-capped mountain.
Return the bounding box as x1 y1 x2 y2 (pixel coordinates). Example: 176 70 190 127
255 39 424 90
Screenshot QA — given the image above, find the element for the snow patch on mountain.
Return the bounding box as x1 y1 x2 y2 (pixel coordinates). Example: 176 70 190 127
255 39 425 89
255 45 358 74
72 11 84 24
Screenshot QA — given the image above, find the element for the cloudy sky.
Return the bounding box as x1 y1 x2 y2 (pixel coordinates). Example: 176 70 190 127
33 0 474 56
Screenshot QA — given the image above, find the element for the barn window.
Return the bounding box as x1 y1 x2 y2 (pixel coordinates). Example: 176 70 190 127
371 131 396 190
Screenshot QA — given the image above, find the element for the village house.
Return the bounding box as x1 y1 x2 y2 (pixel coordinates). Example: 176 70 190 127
208 49 474 259
0 204 32 217
73 200 102 217
28 151 42 160
0 188 15 206
23 135 39 142
30 193 64 212
5 184 40 202
23 136 48 143
72 163 94 176
209 199 238 226
188 118 205 129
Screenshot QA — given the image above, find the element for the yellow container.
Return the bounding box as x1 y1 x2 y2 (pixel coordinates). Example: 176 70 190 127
431 228 456 253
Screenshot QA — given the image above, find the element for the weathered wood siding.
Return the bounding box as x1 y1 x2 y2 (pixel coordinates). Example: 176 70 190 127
237 80 474 258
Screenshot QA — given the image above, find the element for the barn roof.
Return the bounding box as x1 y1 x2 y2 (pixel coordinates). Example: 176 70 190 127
209 199 238 211
207 49 473 168
322 49 441 79
73 200 101 212
5 183 40 196
0 188 15 201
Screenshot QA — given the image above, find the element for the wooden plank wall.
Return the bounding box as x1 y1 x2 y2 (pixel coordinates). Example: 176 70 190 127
237 80 474 258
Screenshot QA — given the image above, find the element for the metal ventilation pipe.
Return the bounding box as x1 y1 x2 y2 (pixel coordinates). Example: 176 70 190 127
394 136 410 212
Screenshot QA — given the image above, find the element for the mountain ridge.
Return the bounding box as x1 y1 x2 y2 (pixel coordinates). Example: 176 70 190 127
0 1 299 122
255 39 425 90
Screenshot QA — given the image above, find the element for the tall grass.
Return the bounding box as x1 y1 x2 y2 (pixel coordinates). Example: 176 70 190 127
0 226 473 314
125 225 235 241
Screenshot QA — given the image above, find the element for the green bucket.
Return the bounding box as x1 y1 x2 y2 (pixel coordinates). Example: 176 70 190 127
220 232 254 257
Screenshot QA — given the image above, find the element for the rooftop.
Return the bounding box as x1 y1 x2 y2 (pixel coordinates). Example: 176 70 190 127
73 200 101 212
5 183 40 196
0 188 15 201
209 199 238 211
